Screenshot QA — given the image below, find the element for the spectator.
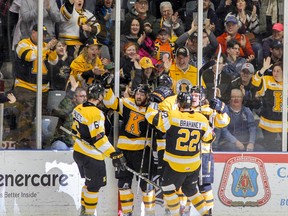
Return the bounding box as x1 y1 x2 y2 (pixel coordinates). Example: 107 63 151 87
168 46 198 94
51 75 87 150
216 0 237 32
202 54 233 104
131 57 156 90
47 39 74 91
153 27 175 66
0 93 16 104
217 14 255 61
125 0 157 39
217 88 264 151
58 0 101 57
265 0 282 37
120 41 140 87
20 0 61 39
269 40 283 65
262 23 283 58
231 0 262 68
252 59 285 151
232 0 260 36
176 19 218 67
70 38 105 88
94 0 115 59
231 62 261 111
185 0 222 36
11 25 58 148
153 1 185 43
121 17 156 64
225 39 246 80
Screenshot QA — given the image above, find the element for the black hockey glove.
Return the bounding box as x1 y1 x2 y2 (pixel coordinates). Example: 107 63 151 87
150 86 174 103
209 98 225 113
110 151 126 171
101 72 114 89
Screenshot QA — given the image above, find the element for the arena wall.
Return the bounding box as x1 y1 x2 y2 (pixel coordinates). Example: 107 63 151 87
0 151 287 216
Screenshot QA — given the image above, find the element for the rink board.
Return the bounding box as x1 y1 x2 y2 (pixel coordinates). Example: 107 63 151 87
0 151 287 216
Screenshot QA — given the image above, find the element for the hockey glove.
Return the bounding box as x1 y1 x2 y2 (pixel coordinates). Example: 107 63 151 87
209 98 225 113
150 86 174 103
101 72 114 89
110 151 126 171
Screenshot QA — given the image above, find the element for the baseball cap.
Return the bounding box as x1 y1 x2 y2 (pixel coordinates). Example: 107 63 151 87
270 40 283 49
272 23 284 32
241 63 255 74
139 57 155 69
85 38 101 47
158 27 170 35
176 47 189 57
32 24 48 35
225 14 238 25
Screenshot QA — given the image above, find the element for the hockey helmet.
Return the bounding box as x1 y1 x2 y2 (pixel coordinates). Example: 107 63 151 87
87 83 105 100
134 84 152 96
190 86 206 98
157 74 173 88
177 92 193 109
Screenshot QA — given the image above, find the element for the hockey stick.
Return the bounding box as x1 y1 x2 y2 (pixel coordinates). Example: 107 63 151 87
136 123 151 194
197 59 216 186
60 126 161 190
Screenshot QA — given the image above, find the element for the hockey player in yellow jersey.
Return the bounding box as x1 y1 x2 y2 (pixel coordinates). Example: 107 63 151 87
72 83 126 216
103 84 155 216
188 86 230 215
146 92 214 216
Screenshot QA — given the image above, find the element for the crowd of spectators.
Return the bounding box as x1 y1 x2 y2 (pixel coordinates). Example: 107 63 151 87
0 0 286 151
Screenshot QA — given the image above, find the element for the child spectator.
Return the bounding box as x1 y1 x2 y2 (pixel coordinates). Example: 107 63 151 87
131 57 156 90
153 27 175 66
47 40 74 91
70 38 105 87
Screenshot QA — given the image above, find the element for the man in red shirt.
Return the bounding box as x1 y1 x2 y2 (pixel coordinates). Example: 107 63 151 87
217 14 255 62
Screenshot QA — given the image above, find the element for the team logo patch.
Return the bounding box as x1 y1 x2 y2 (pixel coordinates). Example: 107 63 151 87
218 156 271 207
176 79 192 93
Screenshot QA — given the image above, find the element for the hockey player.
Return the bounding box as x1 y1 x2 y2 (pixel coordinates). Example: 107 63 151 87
146 92 215 216
71 83 126 216
188 86 230 215
103 84 155 216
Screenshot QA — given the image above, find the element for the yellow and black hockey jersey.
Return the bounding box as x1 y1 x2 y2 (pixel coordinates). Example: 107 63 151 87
169 63 205 94
146 103 214 172
15 38 58 92
72 102 115 160
103 88 151 151
252 72 285 132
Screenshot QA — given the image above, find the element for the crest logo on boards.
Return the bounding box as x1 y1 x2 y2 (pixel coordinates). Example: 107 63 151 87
218 156 271 207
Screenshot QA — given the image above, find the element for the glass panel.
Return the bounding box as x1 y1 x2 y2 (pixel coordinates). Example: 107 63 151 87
0 1 286 152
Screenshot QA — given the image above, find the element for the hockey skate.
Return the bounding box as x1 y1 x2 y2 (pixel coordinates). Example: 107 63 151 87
79 205 85 216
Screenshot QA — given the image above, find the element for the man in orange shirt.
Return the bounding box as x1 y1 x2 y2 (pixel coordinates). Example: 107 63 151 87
217 14 255 62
